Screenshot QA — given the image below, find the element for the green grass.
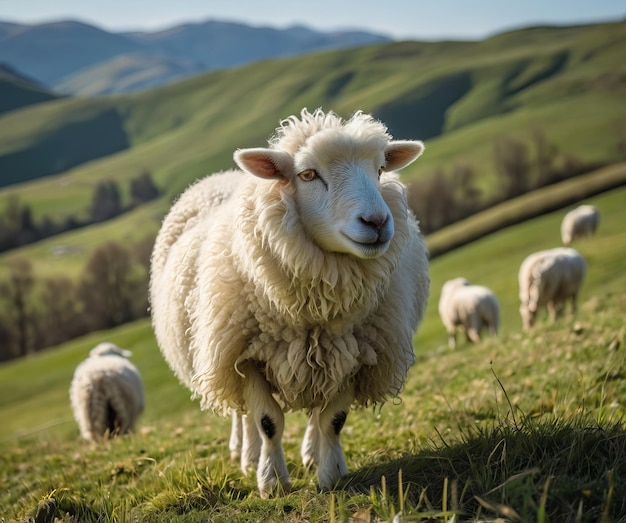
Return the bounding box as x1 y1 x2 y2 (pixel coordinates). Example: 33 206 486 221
1 20 626 521
425 161 626 258
1 187 625 521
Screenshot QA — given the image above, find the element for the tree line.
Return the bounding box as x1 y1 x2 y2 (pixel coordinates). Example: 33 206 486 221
0 129 613 362
0 238 154 362
0 170 160 252
407 129 603 234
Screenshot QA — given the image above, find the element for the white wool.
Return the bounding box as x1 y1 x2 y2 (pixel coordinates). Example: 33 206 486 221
69 342 144 440
561 204 600 245
518 247 586 330
438 278 500 349
150 108 429 413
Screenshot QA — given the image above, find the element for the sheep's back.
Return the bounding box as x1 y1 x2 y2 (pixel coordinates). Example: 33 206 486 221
151 168 429 412
528 249 585 305
70 356 144 438
561 205 599 244
446 285 497 325
150 171 243 389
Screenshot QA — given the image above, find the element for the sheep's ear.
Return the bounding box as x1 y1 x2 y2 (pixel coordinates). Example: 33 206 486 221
234 148 293 180
384 140 424 172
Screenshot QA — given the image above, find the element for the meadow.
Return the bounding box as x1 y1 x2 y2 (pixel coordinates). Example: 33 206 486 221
1 20 625 522
1 186 624 522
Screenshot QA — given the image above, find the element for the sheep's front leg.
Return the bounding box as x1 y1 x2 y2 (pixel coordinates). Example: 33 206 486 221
466 316 482 344
447 328 457 349
229 411 261 473
570 293 579 316
229 410 242 462
241 413 261 473
242 364 290 498
547 300 563 322
301 409 320 469
316 389 354 490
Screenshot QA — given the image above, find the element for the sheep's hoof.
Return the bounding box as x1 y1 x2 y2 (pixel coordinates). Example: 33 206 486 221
301 455 317 470
259 480 291 499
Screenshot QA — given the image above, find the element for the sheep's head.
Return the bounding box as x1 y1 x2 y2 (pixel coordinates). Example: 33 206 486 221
234 109 423 259
520 303 537 331
89 342 132 358
442 277 470 294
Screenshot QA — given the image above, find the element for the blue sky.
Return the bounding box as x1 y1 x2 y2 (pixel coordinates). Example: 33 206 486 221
0 0 623 40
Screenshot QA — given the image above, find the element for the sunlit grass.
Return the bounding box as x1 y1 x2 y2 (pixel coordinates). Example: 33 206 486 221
1 184 625 520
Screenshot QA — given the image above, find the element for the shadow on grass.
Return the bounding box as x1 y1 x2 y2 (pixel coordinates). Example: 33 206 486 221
341 417 626 521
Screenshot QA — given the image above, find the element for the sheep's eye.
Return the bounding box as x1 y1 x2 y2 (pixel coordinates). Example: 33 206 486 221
298 169 318 182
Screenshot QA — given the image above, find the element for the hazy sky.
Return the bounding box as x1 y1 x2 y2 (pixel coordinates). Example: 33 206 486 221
0 0 623 40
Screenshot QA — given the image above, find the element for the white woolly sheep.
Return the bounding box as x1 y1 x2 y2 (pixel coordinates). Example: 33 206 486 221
518 247 586 331
69 342 145 440
561 204 600 245
150 108 430 497
438 277 500 349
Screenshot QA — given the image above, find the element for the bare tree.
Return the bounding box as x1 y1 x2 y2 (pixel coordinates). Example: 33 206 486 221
494 136 531 199
531 128 559 187
0 316 16 362
90 180 122 223
0 258 35 356
130 170 160 206
78 241 144 330
40 276 84 347
407 170 457 234
451 162 482 218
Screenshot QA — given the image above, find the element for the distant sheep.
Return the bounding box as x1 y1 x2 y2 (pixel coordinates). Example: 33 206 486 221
150 108 430 497
70 342 144 440
438 277 500 349
561 204 599 245
518 247 586 330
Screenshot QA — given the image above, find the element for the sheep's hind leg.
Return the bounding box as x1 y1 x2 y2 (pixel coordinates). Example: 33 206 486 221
301 408 320 469
242 364 290 498
447 329 457 349
229 411 242 462
229 411 261 473
316 388 354 491
467 324 481 344
240 413 261 474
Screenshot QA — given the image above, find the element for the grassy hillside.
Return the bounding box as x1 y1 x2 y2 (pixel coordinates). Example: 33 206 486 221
1 186 624 521
0 22 624 290
1 22 625 214
0 65 60 116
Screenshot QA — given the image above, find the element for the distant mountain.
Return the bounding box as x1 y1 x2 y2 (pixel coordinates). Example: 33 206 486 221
0 21 143 86
123 20 391 71
55 52 195 96
1 21 624 193
0 62 60 115
0 19 391 95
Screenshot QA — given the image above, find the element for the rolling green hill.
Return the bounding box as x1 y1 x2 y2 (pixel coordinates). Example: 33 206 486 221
1 20 626 521
1 185 624 521
1 21 625 204
0 63 60 116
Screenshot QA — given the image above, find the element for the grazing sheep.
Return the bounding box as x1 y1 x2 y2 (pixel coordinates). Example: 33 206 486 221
70 342 145 440
150 108 430 497
518 247 586 330
438 278 500 349
561 204 600 245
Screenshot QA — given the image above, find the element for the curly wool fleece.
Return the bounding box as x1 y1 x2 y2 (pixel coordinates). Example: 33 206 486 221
150 109 430 414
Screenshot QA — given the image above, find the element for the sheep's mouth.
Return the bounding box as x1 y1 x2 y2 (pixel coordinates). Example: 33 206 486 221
346 236 391 258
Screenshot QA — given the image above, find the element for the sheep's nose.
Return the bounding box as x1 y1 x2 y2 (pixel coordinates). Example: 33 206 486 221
360 214 388 231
